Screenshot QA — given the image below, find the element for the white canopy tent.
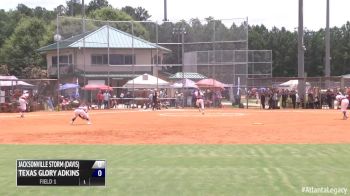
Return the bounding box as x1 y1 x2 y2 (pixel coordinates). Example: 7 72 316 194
123 73 170 89
171 78 198 89
0 76 34 104
0 76 34 87
278 80 311 90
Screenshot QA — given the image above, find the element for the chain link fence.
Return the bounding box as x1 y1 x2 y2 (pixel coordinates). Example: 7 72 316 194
37 16 273 109
0 78 58 112
245 76 345 109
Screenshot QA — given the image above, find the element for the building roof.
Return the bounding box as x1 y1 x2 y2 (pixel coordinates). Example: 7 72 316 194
169 72 208 80
79 73 140 79
38 25 170 52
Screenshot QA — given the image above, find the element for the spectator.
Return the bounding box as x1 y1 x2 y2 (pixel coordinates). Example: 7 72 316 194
326 89 333 109
96 90 103 109
281 89 288 108
111 95 118 109
290 90 297 109
46 96 54 111
120 91 125 106
296 92 300 108
126 91 132 108
103 90 111 109
260 90 266 109
314 95 320 109
307 91 314 109
152 91 159 110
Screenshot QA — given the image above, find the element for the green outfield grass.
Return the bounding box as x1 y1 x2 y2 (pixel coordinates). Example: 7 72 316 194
1 144 350 196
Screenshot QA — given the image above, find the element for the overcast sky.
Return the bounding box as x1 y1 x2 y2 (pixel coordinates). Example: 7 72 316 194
2 0 350 31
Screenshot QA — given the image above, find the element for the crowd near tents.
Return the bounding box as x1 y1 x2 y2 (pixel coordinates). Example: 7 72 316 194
0 73 233 112
3 73 344 112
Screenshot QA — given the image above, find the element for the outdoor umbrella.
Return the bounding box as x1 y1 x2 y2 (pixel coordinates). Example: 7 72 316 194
82 84 113 104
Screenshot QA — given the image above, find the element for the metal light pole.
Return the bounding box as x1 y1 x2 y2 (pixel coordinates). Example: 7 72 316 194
163 0 168 21
156 21 159 91
54 14 62 111
173 27 186 107
82 0 87 101
297 0 305 102
131 21 135 107
325 0 331 88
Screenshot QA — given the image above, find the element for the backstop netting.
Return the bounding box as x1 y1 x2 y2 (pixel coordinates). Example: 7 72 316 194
54 16 272 108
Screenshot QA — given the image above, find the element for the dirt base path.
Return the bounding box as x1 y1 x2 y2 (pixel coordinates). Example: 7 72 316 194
1 109 349 144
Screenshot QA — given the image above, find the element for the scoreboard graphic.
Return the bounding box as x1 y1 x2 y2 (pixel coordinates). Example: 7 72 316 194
16 160 106 186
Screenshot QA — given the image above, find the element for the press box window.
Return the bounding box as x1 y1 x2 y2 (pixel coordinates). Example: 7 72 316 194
92 54 135 65
91 55 108 65
52 55 72 66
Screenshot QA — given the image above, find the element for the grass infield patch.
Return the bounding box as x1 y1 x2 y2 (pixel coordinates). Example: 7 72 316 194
1 144 350 195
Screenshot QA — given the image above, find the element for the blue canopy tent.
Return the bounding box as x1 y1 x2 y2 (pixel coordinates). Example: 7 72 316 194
59 83 80 100
59 83 80 91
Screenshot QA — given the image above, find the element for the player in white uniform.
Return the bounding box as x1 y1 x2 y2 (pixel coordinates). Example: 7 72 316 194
71 105 92 125
18 94 28 118
336 94 349 120
194 89 205 115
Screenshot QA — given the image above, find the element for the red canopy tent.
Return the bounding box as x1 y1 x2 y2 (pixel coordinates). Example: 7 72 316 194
196 78 225 90
82 84 113 91
82 84 113 105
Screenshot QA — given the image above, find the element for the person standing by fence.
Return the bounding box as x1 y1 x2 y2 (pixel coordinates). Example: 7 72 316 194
290 90 297 109
260 90 266 109
103 90 111 109
326 89 333 109
281 89 288 108
46 96 54 111
152 91 159 110
97 90 103 109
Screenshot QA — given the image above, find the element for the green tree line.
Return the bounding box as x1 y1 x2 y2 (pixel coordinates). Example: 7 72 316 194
0 0 349 78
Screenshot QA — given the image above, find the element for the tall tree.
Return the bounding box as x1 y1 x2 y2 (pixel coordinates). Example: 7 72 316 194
0 10 12 48
269 27 298 76
89 7 149 39
33 7 56 21
0 18 50 76
66 0 83 16
16 4 33 17
54 5 67 16
87 0 110 15
248 25 269 50
304 29 325 76
121 6 151 21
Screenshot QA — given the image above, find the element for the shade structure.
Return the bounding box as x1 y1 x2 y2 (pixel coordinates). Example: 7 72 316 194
196 78 225 89
0 76 34 87
123 73 170 89
59 83 80 91
278 80 311 90
169 72 207 80
82 84 113 91
171 78 198 89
